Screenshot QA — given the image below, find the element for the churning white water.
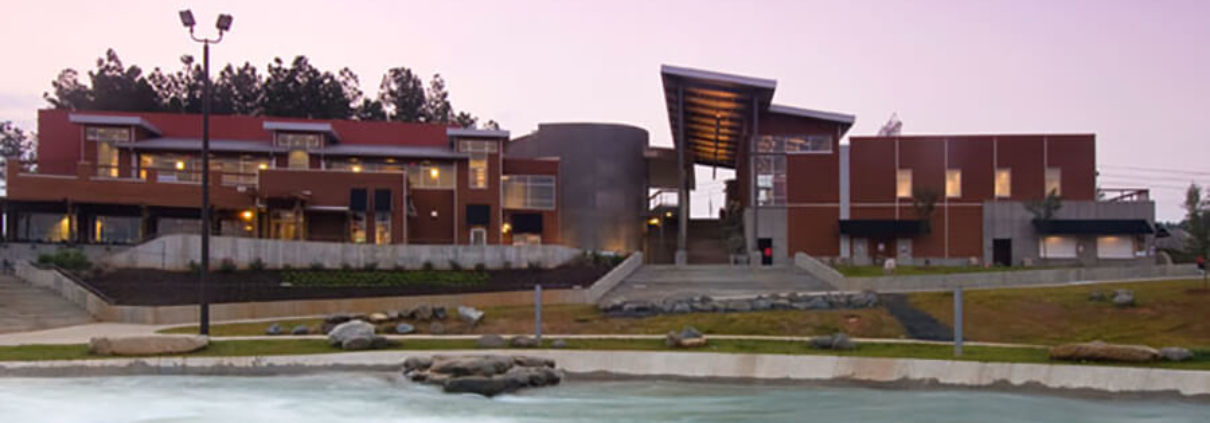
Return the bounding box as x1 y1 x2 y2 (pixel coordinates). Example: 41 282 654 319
0 373 1206 423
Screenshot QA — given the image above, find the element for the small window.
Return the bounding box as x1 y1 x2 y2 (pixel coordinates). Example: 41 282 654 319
896 169 912 198
995 168 1012 198
374 213 392 245
1045 167 1061 197
408 163 455 189
458 140 498 153
349 189 368 212
86 126 131 143
288 150 309 169
96 141 120 177
274 132 323 149
470 228 487 246
350 212 367 244
946 169 962 198
374 189 392 212
469 153 488 189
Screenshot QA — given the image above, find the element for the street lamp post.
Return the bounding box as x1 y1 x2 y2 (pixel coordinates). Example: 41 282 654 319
179 9 232 336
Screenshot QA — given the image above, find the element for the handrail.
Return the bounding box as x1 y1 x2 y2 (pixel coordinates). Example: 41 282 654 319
1097 188 1150 202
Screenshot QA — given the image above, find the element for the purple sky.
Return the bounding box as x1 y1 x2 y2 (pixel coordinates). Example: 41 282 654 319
2 0 1207 221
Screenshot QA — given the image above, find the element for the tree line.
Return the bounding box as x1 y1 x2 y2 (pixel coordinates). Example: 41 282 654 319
43 49 497 128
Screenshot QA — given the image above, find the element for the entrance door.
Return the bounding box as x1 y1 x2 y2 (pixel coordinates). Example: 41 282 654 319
993 239 1012 266
758 238 773 266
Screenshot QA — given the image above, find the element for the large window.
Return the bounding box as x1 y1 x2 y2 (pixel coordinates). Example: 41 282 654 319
349 212 367 243
995 168 1012 198
1096 236 1135 259
896 169 913 198
16 213 71 242
503 175 556 210
1045 167 1061 196
946 169 962 198
326 158 404 174
1039 236 1078 259
86 126 131 143
408 163 455 189
140 153 198 183
458 139 498 153
93 216 140 244
755 156 786 206
756 135 832 153
157 217 201 236
270 211 300 240
273 132 323 149
469 154 488 189
374 214 392 245
96 141 119 178
288 150 309 169
212 155 269 186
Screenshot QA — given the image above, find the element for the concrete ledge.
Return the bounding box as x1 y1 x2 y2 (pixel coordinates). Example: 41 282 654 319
838 264 1200 292
584 252 643 304
15 262 584 325
2 350 1207 397
794 252 845 288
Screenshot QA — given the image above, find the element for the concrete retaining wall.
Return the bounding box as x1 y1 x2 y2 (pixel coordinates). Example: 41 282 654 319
14 262 586 325
103 234 581 271
584 252 643 304
3 350 1207 397
793 252 845 288
840 264 1200 292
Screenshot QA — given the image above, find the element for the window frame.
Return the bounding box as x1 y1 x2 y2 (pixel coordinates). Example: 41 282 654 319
468 153 488 190
502 174 557 210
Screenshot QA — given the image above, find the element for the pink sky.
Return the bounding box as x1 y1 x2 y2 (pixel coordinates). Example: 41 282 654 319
2 0 1207 221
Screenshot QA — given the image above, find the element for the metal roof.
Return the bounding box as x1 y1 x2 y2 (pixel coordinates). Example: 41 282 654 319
69 113 161 135
319 144 469 159
661 65 779 169
447 127 510 138
768 104 855 126
126 137 285 153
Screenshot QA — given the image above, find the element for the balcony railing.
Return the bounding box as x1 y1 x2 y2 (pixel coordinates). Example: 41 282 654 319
1098 188 1150 202
649 188 678 210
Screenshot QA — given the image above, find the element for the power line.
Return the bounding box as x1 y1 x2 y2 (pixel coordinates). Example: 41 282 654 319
1100 165 1210 176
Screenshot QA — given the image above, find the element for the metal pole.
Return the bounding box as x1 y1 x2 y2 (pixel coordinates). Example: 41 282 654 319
199 41 211 335
534 284 543 343
675 84 687 265
953 286 963 357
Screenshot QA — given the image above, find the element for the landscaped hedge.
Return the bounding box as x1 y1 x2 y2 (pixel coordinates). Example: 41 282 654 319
36 249 91 271
282 270 489 288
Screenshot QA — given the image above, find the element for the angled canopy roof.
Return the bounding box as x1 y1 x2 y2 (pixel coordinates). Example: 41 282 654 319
662 65 776 169
69 113 161 135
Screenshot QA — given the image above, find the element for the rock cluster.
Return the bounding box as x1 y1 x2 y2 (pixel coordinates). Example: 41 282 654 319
1159 347 1194 362
602 291 878 318
326 320 398 351
89 335 209 356
1089 289 1136 307
403 355 563 397
666 326 707 348
1049 341 1159 362
314 304 479 335
809 332 856 350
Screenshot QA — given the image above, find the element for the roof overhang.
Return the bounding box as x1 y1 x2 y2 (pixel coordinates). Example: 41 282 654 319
768 104 856 126
69 113 161 135
319 144 469 160
263 121 338 140
1034 219 1154 235
662 65 777 169
447 127 510 138
126 137 285 154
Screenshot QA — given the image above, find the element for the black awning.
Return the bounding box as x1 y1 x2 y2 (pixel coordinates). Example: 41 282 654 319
839 219 926 237
1033 219 1154 235
511 213 543 234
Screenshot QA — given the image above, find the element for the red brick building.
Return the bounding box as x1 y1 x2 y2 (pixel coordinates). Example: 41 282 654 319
3 109 559 246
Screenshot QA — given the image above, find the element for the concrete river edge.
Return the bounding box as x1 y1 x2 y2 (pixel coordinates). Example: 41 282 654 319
1 350 1207 400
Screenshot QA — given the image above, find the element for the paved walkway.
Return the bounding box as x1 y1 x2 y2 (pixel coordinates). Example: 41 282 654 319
0 275 94 334
602 264 835 302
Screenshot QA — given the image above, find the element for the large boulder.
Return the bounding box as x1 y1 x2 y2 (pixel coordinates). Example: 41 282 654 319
89 335 209 356
264 323 283 336
1112 290 1136 307
430 355 515 377
407 354 562 397
290 325 310 335
809 332 856 350
666 326 707 348
458 306 485 325
477 334 507 348
411 305 433 321
1159 347 1194 362
510 336 539 348
327 320 376 347
395 323 416 334
443 376 517 397
1049 341 1159 362
432 306 448 320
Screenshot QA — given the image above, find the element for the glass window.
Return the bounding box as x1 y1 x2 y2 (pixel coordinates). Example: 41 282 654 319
757 135 832 153
211 155 269 186
502 175 556 210
946 169 962 198
1096 236 1134 259
470 227 487 246
17 213 72 242
140 153 199 183
93 216 140 244
408 163 455 189
374 213 392 245
1045 167 1061 197
1039 236 1078 259
86 126 131 143
458 139 498 153
995 168 1012 198
96 141 119 178
288 150 309 169
157 217 201 236
350 212 367 243
755 155 786 206
270 211 300 240
896 169 913 198
273 132 323 149
469 153 488 189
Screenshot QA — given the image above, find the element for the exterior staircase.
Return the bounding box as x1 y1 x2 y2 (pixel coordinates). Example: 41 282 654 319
685 219 730 264
602 264 836 302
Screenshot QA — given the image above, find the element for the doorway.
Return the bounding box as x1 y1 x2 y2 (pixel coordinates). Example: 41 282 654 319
993 239 1012 266
758 238 773 266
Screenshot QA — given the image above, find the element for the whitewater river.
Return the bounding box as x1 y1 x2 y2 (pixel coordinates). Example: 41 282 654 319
0 373 1206 422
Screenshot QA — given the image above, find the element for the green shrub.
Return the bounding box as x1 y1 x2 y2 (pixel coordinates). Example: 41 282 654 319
309 262 326 271
187 260 202 273
449 260 463 271
422 261 434 271
363 262 379 271
281 269 489 288
249 258 266 271
36 249 91 271
218 258 237 273
474 263 487 272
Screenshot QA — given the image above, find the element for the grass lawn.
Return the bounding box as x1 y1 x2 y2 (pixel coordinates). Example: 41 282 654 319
2 338 1208 371
835 265 1033 278
908 279 1210 348
159 304 906 339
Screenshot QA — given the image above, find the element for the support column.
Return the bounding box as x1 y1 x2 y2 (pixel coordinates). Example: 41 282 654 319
675 84 688 265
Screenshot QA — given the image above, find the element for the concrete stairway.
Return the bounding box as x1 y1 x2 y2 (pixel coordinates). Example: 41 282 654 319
0 275 94 334
602 264 836 302
685 219 730 264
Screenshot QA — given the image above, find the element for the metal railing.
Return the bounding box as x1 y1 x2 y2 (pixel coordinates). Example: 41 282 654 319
1098 188 1150 202
649 189 678 210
